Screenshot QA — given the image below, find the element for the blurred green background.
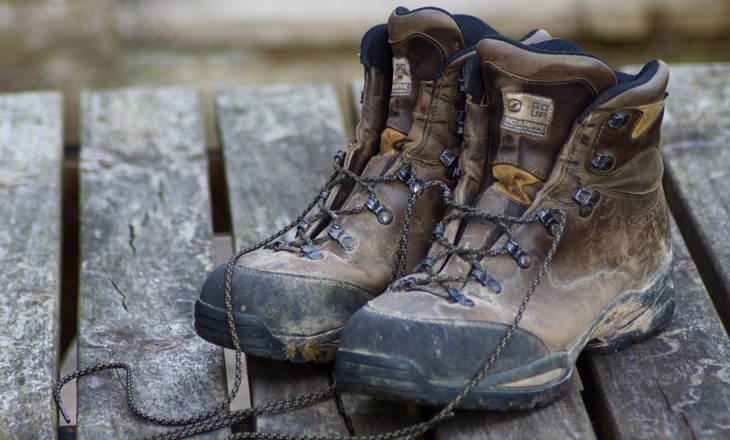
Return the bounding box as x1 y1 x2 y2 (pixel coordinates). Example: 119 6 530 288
2 0 729 146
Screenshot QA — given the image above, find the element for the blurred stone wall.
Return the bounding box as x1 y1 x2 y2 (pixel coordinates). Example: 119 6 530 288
112 0 730 45
1 0 729 144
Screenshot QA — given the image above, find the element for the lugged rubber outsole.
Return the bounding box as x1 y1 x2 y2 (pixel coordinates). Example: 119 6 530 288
194 299 339 363
335 262 675 410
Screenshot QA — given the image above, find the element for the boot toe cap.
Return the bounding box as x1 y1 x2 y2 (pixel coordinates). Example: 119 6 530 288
199 262 376 338
336 302 567 408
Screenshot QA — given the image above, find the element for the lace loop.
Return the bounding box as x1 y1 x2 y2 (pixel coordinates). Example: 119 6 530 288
54 137 568 440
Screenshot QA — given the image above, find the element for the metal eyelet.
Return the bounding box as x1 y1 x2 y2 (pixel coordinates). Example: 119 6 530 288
608 112 630 130
265 238 287 250
334 150 346 164
573 187 601 218
591 153 615 171
391 276 417 291
364 197 393 225
504 239 532 269
300 245 324 260
471 268 501 294
439 149 458 168
414 257 434 273
396 167 410 183
536 209 560 236
328 225 357 251
447 287 475 308
318 188 330 201
442 188 452 201
296 220 310 237
432 223 445 238
438 149 461 180
456 110 466 136
446 165 461 180
395 166 424 193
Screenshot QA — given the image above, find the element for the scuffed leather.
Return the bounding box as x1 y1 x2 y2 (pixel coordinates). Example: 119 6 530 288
385 8 465 137
368 62 672 362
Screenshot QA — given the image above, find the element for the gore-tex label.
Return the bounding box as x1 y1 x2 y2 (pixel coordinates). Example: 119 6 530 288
500 92 554 138
392 57 412 97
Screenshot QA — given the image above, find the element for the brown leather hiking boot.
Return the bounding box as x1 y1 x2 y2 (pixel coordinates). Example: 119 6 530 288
194 7 504 363
335 37 673 410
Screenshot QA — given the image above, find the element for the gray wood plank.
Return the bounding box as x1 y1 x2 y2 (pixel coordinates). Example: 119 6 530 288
337 393 419 436
661 63 730 329
216 83 352 435
348 79 596 439
217 83 351 246
577 64 730 440
246 356 348 435
76 87 228 439
581 218 730 439
434 386 595 440
0 92 63 440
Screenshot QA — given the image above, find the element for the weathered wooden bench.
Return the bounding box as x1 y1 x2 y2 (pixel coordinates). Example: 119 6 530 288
1 64 730 439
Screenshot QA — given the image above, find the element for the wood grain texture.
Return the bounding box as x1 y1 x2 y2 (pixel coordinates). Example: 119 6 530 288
578 64 730 439
581 218 730 439
217 83 352 435
434 386 595 440
217 83 418 436
0 92 62 440
76 88 228 439
217 84 350 247
349 79 595 440
336 393 420 436
661 64 730 330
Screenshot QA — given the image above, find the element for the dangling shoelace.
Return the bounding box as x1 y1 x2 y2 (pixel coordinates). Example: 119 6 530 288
54 148 460 439
54 149 567 440
391 193 566 309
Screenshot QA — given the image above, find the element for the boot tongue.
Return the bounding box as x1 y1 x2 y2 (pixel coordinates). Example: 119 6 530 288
440 38 619 270
478 37 618 205
379 7 467 154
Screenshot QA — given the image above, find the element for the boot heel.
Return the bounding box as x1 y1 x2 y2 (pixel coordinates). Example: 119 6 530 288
586 264 675 354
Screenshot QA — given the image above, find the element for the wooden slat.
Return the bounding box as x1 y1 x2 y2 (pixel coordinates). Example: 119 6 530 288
216 83 349 435
217 83 348 247
336 393 419 436
217 83 417 436
435 387 595 440
76 88 228 438
661 63 730 330
577 64 730 439
0 92 63 439
581 217 730 439
348 79 596 439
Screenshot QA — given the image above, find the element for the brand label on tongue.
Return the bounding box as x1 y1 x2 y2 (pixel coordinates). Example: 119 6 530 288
392 57 412 97
500 92 554 139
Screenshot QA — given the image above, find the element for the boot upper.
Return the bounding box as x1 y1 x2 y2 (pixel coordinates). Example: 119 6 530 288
207 8 503 343
349 48 672 382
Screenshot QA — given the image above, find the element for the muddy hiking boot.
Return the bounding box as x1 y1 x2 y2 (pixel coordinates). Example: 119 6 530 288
335 36 673 410
194 7 508 363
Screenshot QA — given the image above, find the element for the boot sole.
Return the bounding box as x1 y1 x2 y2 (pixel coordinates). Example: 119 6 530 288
194 299 339 363
335 260 674 410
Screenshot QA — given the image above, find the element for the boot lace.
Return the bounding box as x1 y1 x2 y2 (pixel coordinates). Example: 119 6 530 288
54 149 452 439
53 154 566 440
391 191 566 308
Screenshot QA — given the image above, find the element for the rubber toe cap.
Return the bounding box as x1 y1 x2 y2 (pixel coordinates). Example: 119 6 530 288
199 262 376 337
339 304 550 382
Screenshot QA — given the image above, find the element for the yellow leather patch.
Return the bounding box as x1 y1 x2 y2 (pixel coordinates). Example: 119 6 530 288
632 101 664 139
492 163 542 205
378 127 407 154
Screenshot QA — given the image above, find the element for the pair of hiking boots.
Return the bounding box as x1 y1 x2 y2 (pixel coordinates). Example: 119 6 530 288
195 6 673 410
